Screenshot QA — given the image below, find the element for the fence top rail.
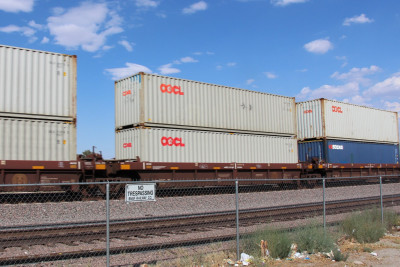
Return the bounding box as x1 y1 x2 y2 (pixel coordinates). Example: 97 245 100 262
0 175 397 187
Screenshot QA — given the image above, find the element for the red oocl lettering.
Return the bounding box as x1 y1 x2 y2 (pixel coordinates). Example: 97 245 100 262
123 143 132 148
161 136 185 147
160 84 184 95
122 90 131 96
332 106 343 113
303 109 312 114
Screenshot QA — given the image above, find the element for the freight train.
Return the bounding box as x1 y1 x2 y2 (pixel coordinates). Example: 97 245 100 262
1 45 399 195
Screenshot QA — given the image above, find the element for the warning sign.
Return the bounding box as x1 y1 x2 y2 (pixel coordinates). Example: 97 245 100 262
125 183 156 202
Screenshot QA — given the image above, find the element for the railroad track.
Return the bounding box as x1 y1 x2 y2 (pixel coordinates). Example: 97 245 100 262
1 194 400 265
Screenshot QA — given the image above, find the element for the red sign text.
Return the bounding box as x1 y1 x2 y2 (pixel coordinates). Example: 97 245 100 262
161 137 185 147
160 84 184 95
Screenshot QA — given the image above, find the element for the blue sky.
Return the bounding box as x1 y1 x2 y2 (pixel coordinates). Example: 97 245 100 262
1 0 400 158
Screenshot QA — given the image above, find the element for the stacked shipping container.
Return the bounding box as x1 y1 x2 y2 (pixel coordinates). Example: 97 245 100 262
296 99 399 164
115 72 298 163
0 45 77 161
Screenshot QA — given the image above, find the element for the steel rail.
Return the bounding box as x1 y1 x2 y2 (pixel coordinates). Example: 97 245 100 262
0 194 399 265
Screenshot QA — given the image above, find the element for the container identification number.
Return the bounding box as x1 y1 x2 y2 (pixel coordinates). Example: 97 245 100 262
329 145 344 150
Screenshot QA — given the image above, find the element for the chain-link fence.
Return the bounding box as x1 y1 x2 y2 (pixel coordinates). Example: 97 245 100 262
0 176 399 266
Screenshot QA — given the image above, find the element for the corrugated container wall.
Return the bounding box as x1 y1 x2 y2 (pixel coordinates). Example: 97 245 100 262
0 45 77 119
296 99 399 143
116 127 298 163
0 117 76 161
298 140 399 164
115 73 296 136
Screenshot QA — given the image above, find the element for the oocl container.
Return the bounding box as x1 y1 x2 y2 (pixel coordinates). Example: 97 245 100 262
116 127 298 163
298 139 399 164
296 99 399 143
0 45 77 119
0 117 77 161
115 73 296 136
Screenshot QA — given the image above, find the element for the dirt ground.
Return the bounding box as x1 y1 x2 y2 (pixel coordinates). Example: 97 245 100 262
239 231 400 267
145 229 400 267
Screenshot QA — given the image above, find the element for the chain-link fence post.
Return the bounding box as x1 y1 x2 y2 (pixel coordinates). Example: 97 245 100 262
235 180 240 261
323 178 326 232
379 176 384 225
106 182 110 267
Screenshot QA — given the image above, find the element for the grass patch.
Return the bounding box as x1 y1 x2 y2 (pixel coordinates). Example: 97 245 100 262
362 247 373 253
332 248 349 262
240 222 338 260
341 209 399 243
293 222 335 253
241 227 292 259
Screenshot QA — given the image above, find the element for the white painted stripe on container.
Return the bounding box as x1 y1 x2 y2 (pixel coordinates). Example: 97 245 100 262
0 117 77 161
116 127 298 163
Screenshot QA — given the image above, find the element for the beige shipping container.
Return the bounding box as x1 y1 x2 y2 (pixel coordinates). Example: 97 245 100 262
0 45 77 119
296 99 399 143
115 73 296 136
116 127 298 163
0 117 77 161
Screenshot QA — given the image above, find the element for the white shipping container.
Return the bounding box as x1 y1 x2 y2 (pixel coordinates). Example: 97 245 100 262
0 117 76 161
0 45 77 119
115 73 296 136
116 127 298 163
296 99 399 143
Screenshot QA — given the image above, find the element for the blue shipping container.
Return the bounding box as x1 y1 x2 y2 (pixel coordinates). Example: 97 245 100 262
298 140 399 164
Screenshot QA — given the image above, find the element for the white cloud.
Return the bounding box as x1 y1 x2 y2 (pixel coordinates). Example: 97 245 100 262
343 14 374 26
180 56 198 63
105 63 152 80
102 45 113 51
157 13 167 18
216 62 236 70
173 56 199 64
0 0 34 13
51 7 64 15
296 86 311 99
41 37 49 44
304 39 333 54
118 40 133 52
183 1 208 14
0 24 35 36
364 72 400 97
47 2 123 52
135 0 159 8
271 0 308 7
264 72 277 79
384 101 400 116
246 79 255 85
28 20 44 30
342 95 369 106
158 63 181 75
160 56 199 74
336 56 348 68
297 82 359 100
331 65 381 86
296 68 308 72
